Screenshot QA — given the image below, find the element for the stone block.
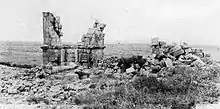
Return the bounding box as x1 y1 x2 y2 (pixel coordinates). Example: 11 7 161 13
8 87 18 94
113 73 121 79
151 36 159 45
170 45 182 53
191 59 205 67
104 68 114 75
87 28 95 35
94 69 104 75
66 49 75 54
141 71 150 76
126 67 136 74
64 73 79 82
173 49 184 57
164 58 173 67
83 69 92 74
81 78 91 85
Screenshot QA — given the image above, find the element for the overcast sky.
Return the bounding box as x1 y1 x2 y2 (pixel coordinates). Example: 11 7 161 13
0 0 220 45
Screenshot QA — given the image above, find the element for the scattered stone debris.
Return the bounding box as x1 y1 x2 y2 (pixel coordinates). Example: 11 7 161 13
142 37 213 74
0 12 219 109
0 40 219 108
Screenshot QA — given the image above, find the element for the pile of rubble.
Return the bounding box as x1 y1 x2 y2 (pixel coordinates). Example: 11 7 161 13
0 40 218 107
0 62 122 106
143 40 213 74
105 40 217 80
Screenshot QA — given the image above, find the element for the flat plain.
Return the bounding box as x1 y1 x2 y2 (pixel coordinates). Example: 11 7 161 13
0 41 219 66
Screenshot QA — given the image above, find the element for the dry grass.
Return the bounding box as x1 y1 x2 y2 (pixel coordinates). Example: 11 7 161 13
74 64 220 109
1 42 220 109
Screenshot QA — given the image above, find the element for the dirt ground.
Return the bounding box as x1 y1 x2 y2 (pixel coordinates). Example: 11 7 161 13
196 83 220 109
0 64 219 109
0 42 220 109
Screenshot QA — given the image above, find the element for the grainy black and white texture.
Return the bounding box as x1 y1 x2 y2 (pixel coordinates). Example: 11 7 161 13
1 0 220 109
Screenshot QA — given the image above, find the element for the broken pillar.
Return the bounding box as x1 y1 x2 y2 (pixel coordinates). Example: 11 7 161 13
41 12 63 66
77 20 106 67
61 49 67 65
42 12 63 46
91 21 106 62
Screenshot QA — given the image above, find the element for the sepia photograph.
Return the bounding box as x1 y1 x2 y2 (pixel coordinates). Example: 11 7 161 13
0 0 220 109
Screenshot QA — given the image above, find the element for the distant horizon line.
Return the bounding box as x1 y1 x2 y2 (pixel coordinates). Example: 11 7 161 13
0 40 218 47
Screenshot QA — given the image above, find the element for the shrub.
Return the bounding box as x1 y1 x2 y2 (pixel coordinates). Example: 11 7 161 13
75 64 220 109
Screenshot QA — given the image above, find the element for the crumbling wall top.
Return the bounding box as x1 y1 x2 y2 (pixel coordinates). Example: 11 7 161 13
43 12 63 46
80 20 106 48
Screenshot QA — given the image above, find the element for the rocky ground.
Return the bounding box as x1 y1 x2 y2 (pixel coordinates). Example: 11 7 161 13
1 42 220 109
0 62 220 109
0 60 128 109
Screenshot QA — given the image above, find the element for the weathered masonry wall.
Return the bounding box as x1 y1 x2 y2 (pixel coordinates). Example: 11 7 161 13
42 12 63 46
78 20 106 67
61 47 78 65
41 12 106 67
41 12 63 66
41 46 62 66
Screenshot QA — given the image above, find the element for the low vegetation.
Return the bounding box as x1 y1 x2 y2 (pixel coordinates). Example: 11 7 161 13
75 63 220 109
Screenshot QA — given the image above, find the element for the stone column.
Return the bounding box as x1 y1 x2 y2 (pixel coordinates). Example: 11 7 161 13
61 49 66 65
41 12 63 66
75 49 78 63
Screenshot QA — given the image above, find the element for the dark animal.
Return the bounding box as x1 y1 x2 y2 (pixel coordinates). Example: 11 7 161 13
117 55 147 73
